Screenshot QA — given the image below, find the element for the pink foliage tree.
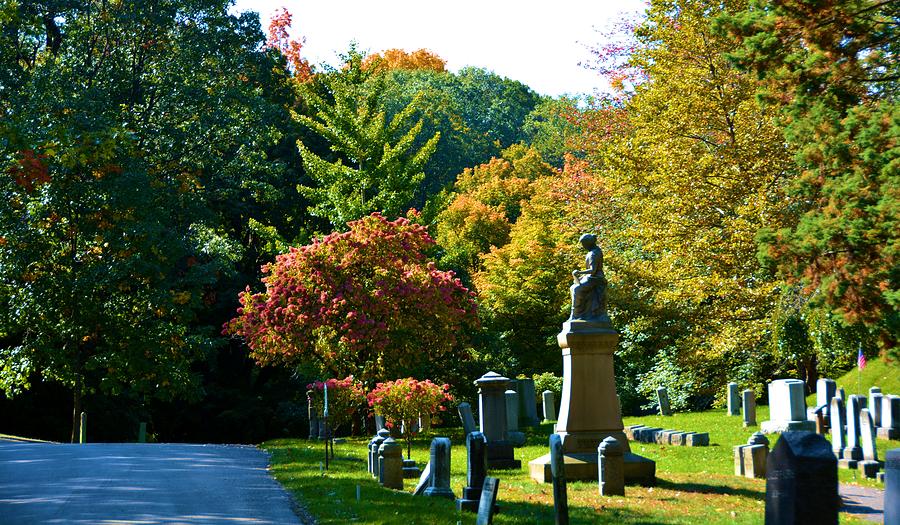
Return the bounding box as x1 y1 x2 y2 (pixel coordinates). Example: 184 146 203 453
367 378 453 458
225 212 478 385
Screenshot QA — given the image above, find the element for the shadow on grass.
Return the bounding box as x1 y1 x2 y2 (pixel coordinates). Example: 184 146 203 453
656 478 764 501
268 439 666 525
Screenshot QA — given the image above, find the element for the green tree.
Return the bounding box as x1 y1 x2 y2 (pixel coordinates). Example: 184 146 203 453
0 0 293 440
721 0 899 356
435 145 555 281
295 51 440 229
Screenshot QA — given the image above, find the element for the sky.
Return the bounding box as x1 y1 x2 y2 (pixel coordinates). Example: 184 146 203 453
230 0 646 97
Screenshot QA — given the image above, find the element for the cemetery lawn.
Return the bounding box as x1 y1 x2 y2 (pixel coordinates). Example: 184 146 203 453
264 407 895 524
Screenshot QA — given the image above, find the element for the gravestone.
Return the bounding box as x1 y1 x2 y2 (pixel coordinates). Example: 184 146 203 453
837 387 846 404
476 477 500 525
657 387 672 416
505 390 526 447
765 432 838 525
419 413 432 434
884 449 899 525
816 378 836 418
543 390 558 422
423 437 455 498
518 378 540 427
857 408 880 479
870 389 883 428
457 431 489 512
458 402 478 437
598 436 625 496
476 372 520 469
829 397 846 458
374 414 386 431
744 432 770 479
743 389 757 427
879 395 900 440
550 434 569 525
413 460 432 496
370 428 391 477
761 379 815 433
686 432 709 446
727 382 740 416
842 395 864 463
378 437 403 490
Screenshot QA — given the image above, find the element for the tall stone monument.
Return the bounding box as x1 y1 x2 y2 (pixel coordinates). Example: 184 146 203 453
529 234 655 485
476 372 521 469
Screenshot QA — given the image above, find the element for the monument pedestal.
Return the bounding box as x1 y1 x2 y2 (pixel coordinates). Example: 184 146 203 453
528 322 655 485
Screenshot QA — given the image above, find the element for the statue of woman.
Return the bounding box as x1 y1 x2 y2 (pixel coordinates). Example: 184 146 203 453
569 233 608 322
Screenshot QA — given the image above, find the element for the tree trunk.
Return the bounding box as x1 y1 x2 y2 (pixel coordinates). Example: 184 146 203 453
70 384 82 443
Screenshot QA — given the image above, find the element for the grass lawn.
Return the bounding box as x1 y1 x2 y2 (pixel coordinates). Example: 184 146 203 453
263 406 897 524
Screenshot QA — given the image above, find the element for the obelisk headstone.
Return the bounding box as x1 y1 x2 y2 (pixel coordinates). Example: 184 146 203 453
476 372 520 469
829 396 846 458
842 395 864 463
857 408 880 479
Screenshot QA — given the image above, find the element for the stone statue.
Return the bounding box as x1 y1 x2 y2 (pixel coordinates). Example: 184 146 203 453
569 233 609 325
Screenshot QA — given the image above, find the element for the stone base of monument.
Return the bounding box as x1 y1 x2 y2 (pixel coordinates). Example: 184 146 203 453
842 446 863 461
858 460 881 479
838 458 859 469
877 427 899 440
402 459 422 479
760 420 816 433
486 441 521 469
529 451 655 486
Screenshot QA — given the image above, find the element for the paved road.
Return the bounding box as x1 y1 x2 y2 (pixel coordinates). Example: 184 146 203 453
840 483 885 523
0 442 304 525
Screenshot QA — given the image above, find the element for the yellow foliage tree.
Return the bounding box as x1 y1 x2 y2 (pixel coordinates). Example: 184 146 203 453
362 48 447 73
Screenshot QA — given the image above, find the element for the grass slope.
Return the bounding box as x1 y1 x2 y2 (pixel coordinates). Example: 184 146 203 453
806 357 900 406
264 407 896 524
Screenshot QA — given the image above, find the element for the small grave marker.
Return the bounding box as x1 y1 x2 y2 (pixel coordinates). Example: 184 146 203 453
475 477 500 525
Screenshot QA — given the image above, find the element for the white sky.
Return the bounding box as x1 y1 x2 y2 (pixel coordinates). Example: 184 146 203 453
231 0 646 97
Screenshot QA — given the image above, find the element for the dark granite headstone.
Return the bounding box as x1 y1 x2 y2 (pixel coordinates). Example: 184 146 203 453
765 432 838 525
884 449 899 525
476 477 500 525
550 434 569 525
458 431 489 512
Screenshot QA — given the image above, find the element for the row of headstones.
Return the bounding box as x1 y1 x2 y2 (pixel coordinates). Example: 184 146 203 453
367 429 501 524
831 396 891 479
623 424 709 446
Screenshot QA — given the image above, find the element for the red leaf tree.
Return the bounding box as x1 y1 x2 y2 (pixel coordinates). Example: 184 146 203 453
367 378 452 458
225 212 478 384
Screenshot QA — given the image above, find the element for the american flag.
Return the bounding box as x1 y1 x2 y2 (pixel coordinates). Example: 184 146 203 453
857 345 867 370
